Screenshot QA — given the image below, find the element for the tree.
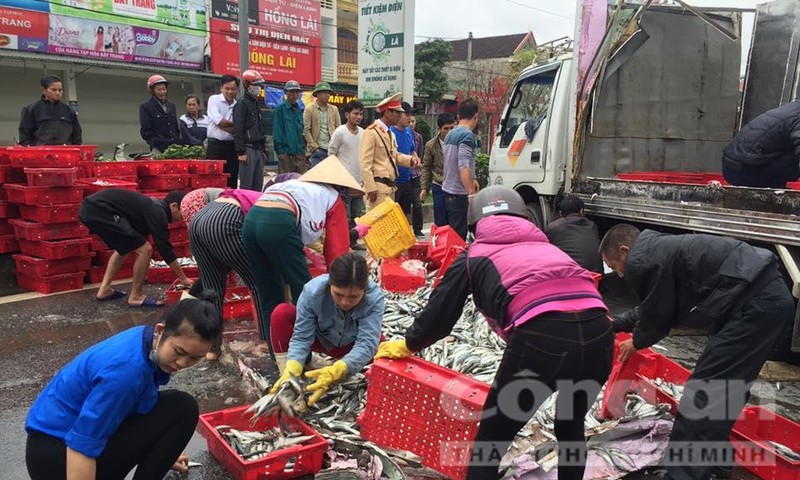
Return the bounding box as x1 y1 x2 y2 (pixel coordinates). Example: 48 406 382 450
507 48 539 82
415 39 452 103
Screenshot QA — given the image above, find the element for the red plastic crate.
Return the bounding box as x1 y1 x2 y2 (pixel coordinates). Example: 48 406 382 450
93 249 135 267
76 162 95 179
359 358 490 480
0 201 19 219
151 241 190 261
147 265 199 284
90 234 108 251
428 224 467 268
0 233 19 253
380 257 427 293
165 278 195 306
406 241 430 261
137 160 191 176
94 161 138 179
223 286 252 320
18 203 80 224
138 175 190 191
4 184 85 206
731 406 800 479
13 253 94 277
77 178 139 197
86 264 134 284
17 271 84 294
0 147 12 165
0 164 24 183
787 182 800 190
189 160 226 174
8 146 82 168
19 238 92 260
77 145 97 163
432 245 466 288
198 405 328 480
9 219 88 241
148 228 189 244
23 167 78 187
190 174 230 189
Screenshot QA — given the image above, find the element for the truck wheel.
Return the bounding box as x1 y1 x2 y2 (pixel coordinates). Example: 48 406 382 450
526 202 545 229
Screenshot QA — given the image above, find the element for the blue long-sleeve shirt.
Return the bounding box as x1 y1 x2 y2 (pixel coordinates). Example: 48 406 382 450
287 275 385 374
391 125 416 185
25 326 170 458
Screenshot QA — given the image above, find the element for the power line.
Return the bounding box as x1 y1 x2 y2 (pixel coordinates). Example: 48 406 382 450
502 0 574 20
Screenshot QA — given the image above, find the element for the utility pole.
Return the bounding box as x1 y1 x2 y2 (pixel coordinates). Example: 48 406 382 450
238 0 250 73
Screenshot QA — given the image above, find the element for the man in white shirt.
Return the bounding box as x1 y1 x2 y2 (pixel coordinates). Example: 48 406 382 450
328 100 365 250
206 74 240 188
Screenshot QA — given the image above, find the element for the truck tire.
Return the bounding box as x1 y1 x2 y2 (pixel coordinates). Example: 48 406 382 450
526 202 545 229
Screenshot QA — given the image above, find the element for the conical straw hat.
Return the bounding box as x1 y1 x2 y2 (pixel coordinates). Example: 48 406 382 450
300 155 365 194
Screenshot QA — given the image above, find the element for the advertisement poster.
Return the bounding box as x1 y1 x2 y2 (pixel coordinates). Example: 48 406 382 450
48 14 204 69
0 0 49 12
209 0 321 86
0 6 47 52
358 0 414 106
50 0 206 34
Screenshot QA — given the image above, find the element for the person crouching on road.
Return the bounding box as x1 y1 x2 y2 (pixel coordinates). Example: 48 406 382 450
600 224 794 480
375 186 613 480
242 156 370 357
25 294 222 480
79 189 193 307
268 253 385 406
180 178 298 361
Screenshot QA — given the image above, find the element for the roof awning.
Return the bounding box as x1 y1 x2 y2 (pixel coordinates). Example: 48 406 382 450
0 50 220 80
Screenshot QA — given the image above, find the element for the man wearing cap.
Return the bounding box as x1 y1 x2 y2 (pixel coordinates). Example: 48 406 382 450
359 93 416 211
273 80 307 174
207 74 241 188
234 70 268 191
304 82 342 168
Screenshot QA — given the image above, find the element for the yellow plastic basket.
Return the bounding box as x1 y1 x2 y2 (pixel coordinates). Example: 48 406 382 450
355 198 416 259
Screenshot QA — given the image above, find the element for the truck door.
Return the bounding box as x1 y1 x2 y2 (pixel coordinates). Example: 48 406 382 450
491 62 560 186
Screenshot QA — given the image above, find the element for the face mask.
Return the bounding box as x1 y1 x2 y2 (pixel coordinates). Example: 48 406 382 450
248 85 261 97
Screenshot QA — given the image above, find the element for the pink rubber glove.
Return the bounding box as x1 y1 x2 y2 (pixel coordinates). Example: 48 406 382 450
355 223 371 239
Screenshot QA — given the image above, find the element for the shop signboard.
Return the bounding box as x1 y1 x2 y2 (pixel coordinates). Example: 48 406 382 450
49 0 206 34
358 0 414 106
0 0 48 12
209 0 321 86
48 13 204 69
0 5 47 52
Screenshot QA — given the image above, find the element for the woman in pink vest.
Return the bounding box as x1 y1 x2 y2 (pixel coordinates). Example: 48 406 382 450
375 186 613 480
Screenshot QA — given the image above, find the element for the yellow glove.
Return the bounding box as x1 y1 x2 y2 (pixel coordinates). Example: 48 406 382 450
269 359 303 394
305 360 348 406
374 339 413 360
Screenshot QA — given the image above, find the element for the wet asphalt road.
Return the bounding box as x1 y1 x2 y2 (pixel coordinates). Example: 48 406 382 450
1 278 798 479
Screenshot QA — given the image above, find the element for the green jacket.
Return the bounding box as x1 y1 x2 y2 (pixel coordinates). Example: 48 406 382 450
273 100 305 155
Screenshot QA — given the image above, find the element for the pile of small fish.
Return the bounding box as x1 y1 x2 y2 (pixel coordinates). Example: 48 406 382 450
652 377 684 401
769 441 800 461
91 179 117 186
215 425 314 461
150 257 197 268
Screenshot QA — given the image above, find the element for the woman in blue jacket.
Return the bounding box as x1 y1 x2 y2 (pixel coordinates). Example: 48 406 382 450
269 253 385 406
25 294 222 480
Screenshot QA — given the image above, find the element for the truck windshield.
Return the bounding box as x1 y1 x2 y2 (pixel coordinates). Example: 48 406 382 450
500 68 557 148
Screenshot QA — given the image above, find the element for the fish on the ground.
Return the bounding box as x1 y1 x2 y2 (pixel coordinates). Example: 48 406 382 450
215 425 314 461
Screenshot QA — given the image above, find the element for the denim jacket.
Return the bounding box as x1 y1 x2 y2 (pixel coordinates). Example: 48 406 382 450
287 275 385 373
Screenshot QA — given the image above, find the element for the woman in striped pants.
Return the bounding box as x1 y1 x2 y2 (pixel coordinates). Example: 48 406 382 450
181 176 298 361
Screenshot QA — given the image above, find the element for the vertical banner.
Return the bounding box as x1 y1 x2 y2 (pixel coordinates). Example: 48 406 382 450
209 0 321 86
358 0 414 106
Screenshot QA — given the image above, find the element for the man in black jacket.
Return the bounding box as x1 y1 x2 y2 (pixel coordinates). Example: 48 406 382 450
19 75 82 146
600 224 794 480
79 189 194 308
139 75 181 156
722 100 800 188
233 70 267 191
545 194 603 273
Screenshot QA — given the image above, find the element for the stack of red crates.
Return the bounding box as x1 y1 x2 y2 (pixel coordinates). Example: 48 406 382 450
188 160 228 190
2 146 95 294
137 160 192 197
0 149 23 255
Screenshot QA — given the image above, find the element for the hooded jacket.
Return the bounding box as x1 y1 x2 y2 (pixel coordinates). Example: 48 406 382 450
405 215 606 350
614 230 780 350
722 101 800 179
19 97 82 146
